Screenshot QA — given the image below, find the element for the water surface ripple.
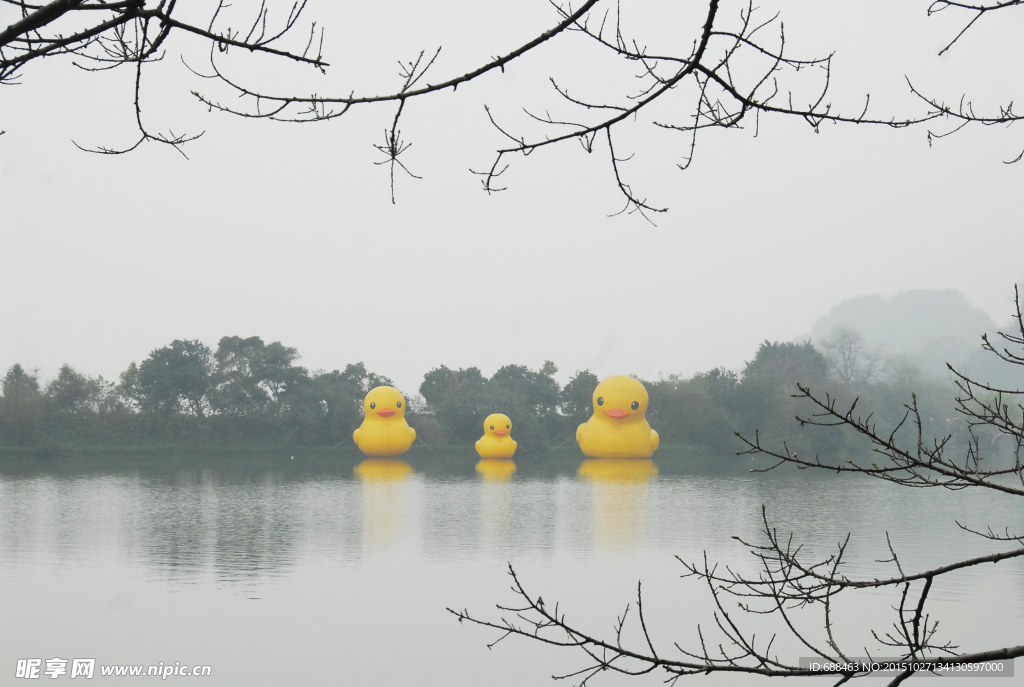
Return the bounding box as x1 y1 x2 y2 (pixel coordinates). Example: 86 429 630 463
2 459 1021 685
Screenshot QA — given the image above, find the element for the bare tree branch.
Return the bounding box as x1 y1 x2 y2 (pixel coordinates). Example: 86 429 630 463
452 287 1024 683
3 0 1022 208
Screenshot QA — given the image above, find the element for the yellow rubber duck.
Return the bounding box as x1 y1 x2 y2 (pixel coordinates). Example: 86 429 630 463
475 413 518 459
353 386 417 457
576 375 659 458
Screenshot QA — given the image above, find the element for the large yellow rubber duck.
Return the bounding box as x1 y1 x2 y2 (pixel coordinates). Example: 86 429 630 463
475 413 518 459
353 386 417 457
576 375 659 459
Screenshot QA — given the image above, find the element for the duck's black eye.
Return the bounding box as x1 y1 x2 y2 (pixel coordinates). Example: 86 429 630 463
506 424 510 429
490 425 494 430
597 397 604 406
631 401 639 410
370 402 376 409
396 401 402 408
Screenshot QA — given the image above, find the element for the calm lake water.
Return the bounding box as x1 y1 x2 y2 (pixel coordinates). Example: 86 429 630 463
1 453 1022 686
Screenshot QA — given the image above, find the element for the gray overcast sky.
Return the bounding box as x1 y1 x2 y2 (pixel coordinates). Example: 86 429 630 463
1 0 1021 394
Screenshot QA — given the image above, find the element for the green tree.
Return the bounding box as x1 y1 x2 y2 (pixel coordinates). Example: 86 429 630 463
45 364 103 417
0 364 43 444
487 364 562 447
210 336 307 418
741 340 830 388
334 362 395 397
136 340 213 421
282 363 390 444
646 369 740 451
559 370 600 426
731 341 831 444
116 362 142 412
419 366 489 442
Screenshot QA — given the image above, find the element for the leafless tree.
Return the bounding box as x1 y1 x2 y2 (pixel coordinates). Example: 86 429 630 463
884 356 924 391
2 1 1022 214
820 325 883 386
449 287 1024 685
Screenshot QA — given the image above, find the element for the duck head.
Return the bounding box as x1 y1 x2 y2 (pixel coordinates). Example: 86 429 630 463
363 385 408 420
482 413 513 437
592 375 649 423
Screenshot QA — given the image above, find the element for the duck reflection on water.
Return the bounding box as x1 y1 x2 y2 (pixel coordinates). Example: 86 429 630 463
578 458 658 550
578 458 658 482
475 458 516 482
355 458 414 549
354 458 414 482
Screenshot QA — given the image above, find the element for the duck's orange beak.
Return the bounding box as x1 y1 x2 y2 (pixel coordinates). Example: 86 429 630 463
494 429 507 436
604 408 629 419
376 408 396 417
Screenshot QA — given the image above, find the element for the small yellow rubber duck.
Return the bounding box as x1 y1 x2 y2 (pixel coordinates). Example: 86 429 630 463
475 413 518 459
576 375 659 459
353 386 417 457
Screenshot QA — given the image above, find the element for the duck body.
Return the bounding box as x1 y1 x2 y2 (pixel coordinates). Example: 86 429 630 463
576 375 659 459
475 413 518 459
353 386 416 457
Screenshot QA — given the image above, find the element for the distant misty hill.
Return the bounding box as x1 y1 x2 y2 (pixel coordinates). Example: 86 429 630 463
807 290 1024 387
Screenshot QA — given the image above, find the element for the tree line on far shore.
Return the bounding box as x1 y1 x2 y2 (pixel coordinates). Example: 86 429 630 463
0 332 974 457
